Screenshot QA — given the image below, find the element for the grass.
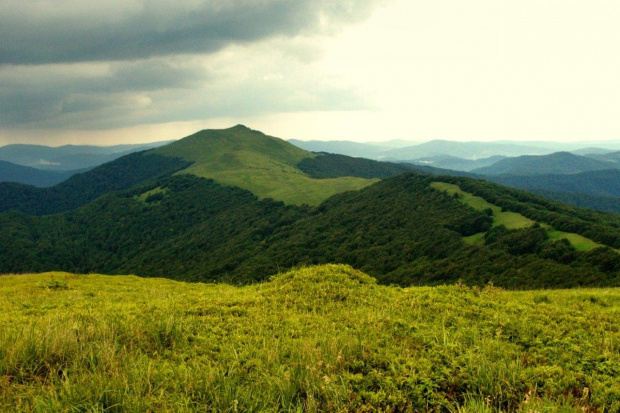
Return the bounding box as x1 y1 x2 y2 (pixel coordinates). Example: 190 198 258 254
151 125 377 206
431 182 603 251
1 265 619 412
134 187 170 203
430 182 534 230
546 229 602 252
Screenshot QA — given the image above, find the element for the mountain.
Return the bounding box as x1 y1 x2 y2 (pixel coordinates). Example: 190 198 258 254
0 160 83 187
0 126 383 215
405 155 505 172
2 171 620 289
0 152 190 215
288 139 390 158
487 169 620 198
0 141 173 170
378 140 555 160
472 152 617 175
151 125 377 206
572 147 617 156
2 126 620 289
585 151 620 164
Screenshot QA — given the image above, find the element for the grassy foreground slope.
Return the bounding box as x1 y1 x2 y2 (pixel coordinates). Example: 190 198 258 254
1 265 619 412
152 125 377 206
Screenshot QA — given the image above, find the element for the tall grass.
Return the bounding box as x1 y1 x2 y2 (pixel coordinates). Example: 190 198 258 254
1 266 619 411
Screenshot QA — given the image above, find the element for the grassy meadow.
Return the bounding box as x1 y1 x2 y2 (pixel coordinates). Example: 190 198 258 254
152 126 377 206
1 265 619 412
431 182 603 251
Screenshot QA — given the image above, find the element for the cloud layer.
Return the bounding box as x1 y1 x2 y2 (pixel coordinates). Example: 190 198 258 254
0 0 385 137
1 0 383 64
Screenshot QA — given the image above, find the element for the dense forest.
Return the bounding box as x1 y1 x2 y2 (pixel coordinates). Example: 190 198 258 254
0 153 190 215
0 160 83 187
2 173 619 289
529 189 620 214
487 169 620 198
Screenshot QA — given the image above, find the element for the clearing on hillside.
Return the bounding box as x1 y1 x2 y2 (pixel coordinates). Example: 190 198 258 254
431 181 602 251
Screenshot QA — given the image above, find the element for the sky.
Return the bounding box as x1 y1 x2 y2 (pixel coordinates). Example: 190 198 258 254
1 0 620 146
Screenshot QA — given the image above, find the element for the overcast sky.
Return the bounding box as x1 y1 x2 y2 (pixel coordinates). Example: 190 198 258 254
1 0 620 145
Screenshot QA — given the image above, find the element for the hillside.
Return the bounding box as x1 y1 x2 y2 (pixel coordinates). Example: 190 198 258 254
0 152 190 215
0 127 387 215
405 155 505 172
2 172 620 289
288 139 390 158
488 169 620 198
379 140 552 160
1 266 618 412
586 150 620 164
3 126 620 288
0 160 81 187
0 141 172 170
473 152 617 175
151 125 377 206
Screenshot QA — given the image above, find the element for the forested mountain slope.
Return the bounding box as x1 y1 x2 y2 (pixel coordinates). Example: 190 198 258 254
0 153 190 215
0 160 82 187
2 173 619 289
486 169 620 198
0 141 172 170
151 125 377 206
472 152 617 175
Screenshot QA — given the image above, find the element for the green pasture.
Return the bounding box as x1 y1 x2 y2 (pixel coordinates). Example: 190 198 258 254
152 126 377 206
431 182 603 251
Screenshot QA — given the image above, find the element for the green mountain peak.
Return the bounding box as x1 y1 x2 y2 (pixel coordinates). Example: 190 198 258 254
151 126 377 206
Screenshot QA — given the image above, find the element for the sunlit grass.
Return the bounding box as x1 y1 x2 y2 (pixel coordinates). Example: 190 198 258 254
151 126 378 206
1 265 619 412
431 182 603 251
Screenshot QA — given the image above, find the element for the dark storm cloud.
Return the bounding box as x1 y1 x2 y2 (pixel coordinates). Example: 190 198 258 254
0 0 386 136
0 0 384 65
0 60 207 124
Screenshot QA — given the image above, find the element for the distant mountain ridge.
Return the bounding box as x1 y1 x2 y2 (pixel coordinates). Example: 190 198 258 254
0 141 173 170
487 169 620 198
288 139 390 159
472 152 619 175
405 155 506 172
379 140 554 160
0 160 84 187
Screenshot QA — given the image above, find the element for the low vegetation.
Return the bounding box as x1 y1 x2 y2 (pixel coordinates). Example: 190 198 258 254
1 265 618 412
152 125 377 206
430 182 535 230
431 182 603 251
